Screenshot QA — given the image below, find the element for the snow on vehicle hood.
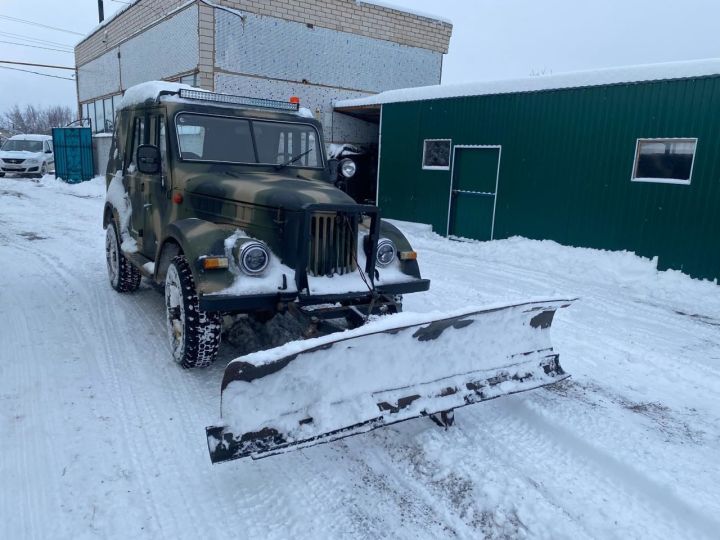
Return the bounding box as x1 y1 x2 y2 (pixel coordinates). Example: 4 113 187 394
0 150 45 160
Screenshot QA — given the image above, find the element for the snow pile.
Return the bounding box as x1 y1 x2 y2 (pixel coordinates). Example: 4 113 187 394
210 230 299 296
336 58 720 108
37 174 106 197
105 170 137 252
118 81 200 110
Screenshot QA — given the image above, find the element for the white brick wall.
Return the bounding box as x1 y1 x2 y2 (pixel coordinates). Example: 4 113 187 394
215 11 442 94
76 0 452 68
120 5 199 88
77 48 121 102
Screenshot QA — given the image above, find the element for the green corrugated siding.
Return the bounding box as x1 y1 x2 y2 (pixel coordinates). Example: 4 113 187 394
378 76 720 281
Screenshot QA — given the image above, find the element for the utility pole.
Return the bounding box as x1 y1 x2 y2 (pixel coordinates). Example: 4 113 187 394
98 0 104 23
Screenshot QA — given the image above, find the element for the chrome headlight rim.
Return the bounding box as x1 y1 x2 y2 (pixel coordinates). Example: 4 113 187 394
339 158 357 178
238 241 270 276
376 238 396 267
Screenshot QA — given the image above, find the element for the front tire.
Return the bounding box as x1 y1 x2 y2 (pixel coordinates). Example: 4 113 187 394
165 256 221 369
106 222 141 293
33 163 47 179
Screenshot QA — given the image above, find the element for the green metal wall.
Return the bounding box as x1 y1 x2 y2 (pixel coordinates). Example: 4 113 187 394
378 76 720 281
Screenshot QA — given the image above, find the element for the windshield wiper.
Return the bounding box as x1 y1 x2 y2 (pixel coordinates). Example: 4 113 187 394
274 148 313 171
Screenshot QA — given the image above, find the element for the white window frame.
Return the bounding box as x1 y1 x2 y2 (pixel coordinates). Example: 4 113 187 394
422 139 452 170
631 137 698 186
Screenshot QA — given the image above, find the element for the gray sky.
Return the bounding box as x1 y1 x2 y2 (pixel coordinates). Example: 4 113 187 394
1 0 719 112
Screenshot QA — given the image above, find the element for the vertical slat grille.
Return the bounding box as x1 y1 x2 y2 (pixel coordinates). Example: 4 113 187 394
308 212 357 276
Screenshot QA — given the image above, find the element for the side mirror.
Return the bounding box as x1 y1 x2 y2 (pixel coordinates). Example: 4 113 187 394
45 149 53 154
137 144 161 175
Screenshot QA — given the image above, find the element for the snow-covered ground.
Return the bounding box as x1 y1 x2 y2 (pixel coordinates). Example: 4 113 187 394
1 174 719 540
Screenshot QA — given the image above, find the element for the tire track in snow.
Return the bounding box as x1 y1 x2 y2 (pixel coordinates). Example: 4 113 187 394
483 397 716 539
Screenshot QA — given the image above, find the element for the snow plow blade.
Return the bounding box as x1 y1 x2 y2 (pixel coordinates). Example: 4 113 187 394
206 298 574 464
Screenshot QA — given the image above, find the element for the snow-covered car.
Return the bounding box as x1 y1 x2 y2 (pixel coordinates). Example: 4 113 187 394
0 134 54 178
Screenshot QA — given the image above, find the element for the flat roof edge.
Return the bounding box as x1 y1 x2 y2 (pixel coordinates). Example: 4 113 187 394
336 58 720 108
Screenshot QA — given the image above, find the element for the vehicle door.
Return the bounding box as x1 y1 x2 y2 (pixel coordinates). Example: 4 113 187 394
142 111 171 257
125 114 147 250
43 140 54 169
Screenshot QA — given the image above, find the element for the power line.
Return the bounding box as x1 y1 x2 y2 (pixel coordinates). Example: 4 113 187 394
0 60 75 71
0 31 75 50
0 65 75 81
0 14 84 36
0 40 73 53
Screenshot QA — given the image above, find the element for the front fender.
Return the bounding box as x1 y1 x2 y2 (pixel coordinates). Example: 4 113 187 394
162 218 237 295
379 220 422 279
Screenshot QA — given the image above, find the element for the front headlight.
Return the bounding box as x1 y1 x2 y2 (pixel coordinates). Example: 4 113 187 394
376 239 396 266
339 158 357 178
238 241 270 275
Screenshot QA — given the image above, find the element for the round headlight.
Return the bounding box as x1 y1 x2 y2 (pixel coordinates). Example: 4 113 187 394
339 158 357 178
376 239 396 267
239 242 270 275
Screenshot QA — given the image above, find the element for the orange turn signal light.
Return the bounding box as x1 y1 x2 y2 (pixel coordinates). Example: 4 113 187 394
201 257 229 270
289 96 300 104
399 251 417 261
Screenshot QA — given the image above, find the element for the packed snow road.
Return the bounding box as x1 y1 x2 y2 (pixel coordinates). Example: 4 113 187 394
1 175 719 540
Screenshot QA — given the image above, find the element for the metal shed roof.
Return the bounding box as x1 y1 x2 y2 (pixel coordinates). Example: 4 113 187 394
335 58 720 108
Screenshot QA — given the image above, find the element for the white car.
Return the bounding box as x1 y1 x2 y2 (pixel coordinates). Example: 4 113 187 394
0 134 55 178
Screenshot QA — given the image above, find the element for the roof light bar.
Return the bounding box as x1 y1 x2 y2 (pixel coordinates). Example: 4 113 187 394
178 89 300 111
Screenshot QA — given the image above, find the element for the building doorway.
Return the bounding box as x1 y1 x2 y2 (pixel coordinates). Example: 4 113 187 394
447 145 501 241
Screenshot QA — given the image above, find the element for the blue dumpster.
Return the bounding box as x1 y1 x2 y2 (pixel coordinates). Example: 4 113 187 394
52 127 94 183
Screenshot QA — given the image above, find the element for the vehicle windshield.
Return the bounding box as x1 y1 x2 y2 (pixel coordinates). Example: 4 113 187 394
175 113 323 168
1 139 44 152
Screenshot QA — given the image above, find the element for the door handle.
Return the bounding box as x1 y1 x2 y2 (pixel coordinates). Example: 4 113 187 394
144 203 152 210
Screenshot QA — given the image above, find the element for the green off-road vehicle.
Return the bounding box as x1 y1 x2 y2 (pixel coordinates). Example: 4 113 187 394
103 82 430 368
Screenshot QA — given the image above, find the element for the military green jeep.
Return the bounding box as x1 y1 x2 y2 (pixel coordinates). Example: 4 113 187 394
103 83 430 368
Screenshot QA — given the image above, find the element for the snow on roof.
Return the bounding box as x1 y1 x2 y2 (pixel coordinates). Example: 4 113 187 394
336 58 720 109
356 1 452 24
9 134 52 141
118 81 199 110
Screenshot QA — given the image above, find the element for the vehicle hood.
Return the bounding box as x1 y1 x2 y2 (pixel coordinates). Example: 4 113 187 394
0 151 44 160
186 173 357 211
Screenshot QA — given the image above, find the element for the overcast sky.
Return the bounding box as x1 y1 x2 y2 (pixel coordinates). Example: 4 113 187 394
1 0 719 113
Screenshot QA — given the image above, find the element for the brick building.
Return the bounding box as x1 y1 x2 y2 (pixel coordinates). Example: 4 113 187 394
74 0 452 145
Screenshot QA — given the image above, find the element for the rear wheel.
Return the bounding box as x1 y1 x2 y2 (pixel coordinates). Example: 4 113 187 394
105 222 141 292
165 255 221 368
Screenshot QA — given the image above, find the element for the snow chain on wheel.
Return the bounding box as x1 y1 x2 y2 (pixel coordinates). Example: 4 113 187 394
165 255 222 369
106 221 141 293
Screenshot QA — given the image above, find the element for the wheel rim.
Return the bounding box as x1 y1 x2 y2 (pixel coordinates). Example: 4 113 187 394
105 226 120 287
165 264 186 362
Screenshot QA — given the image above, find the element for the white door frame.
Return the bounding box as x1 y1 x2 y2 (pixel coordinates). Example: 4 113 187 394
446 144 503 239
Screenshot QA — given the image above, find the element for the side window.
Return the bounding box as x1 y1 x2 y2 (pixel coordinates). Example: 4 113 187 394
152 114 168 174
422 139 452 170
128 116 145 172
632 138 697 185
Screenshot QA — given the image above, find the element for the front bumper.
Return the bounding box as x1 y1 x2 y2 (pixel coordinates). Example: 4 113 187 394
199 278 430 313
1 165 40 174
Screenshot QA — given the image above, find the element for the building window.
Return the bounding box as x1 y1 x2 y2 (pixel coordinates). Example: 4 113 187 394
632 138 697 185
422 139 452 170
